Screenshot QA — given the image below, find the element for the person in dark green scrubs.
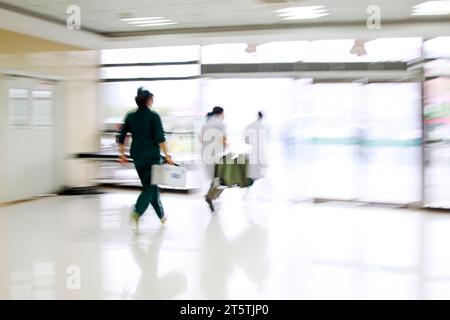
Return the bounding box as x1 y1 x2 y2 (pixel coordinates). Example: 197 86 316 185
118 87 174 230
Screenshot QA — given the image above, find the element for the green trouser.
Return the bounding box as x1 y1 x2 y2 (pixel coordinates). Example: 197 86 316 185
206 154 253 201
214 154 250 188
133 158 164 219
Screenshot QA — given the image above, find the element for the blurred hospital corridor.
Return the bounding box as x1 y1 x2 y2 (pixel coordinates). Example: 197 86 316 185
1 0 450 303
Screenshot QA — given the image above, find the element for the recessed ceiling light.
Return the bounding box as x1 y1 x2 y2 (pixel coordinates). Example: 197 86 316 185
282 13 329 20
135 22 178 27
412 1 450 15
120 17 165 22
120 16 178 27
275 6 329 20
126 19 172 24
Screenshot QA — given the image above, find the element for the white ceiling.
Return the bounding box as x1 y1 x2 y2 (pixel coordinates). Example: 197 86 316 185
0 0 438 34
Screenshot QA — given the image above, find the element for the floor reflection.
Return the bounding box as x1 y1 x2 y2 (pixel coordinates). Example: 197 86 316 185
2 190 450 299
200 215 269 299
130 230 187 299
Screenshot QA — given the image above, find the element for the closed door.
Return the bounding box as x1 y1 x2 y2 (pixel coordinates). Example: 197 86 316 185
5 77 57 201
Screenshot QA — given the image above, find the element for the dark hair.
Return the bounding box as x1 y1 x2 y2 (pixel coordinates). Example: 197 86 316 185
211 106 224 116
258 111 263 119
135 87 153 108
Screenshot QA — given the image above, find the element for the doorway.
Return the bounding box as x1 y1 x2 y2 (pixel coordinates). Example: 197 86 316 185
3 75 62 202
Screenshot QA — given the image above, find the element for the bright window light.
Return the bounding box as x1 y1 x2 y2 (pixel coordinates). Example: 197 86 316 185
101 46 200 64
275 6 329 20
424 37 450 58
100 65 200 79
412 1 450 15
200 38 421 64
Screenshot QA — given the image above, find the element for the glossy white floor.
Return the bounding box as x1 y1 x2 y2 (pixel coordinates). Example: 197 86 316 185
1 187 450 300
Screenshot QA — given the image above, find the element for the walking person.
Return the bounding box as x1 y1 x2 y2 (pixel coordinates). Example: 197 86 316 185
244 111 269 183
199 106 227 212
118 87 174 230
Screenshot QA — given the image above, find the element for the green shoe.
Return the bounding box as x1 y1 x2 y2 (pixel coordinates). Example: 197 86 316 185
130 212 140 232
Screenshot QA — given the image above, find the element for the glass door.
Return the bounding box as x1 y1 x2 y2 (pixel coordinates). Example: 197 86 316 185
424 76 450 208
305 81 422 205
359 83 422 204
308 83 361 200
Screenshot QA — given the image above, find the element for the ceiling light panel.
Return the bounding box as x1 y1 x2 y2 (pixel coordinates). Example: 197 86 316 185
126 20 172 24
120 16 178 28
120 17 165 22
135 22 178 27
412 1 450 15
275 6 329 20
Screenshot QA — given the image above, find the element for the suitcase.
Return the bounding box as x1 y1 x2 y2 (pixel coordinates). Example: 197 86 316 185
151 164 187 188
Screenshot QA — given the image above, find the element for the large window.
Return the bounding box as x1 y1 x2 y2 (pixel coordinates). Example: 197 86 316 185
101 80 202 125
101 46 200 64
100 45 203 155
201 38 422 64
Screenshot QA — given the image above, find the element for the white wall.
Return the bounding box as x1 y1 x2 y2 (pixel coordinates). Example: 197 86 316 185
0 74 7 201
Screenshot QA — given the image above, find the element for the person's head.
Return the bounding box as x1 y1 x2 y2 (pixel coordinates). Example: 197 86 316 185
135 87 154 109
211 106 224 120
257 111 263 120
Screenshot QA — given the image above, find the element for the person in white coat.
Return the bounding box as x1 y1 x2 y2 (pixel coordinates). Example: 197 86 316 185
244 111 268 183
199 106 227 211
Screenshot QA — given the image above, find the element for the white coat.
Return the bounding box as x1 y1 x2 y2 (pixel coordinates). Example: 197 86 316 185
244 119 268 180
199 116 227 179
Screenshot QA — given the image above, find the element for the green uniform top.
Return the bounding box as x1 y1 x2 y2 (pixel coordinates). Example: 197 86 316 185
118 107 166 159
